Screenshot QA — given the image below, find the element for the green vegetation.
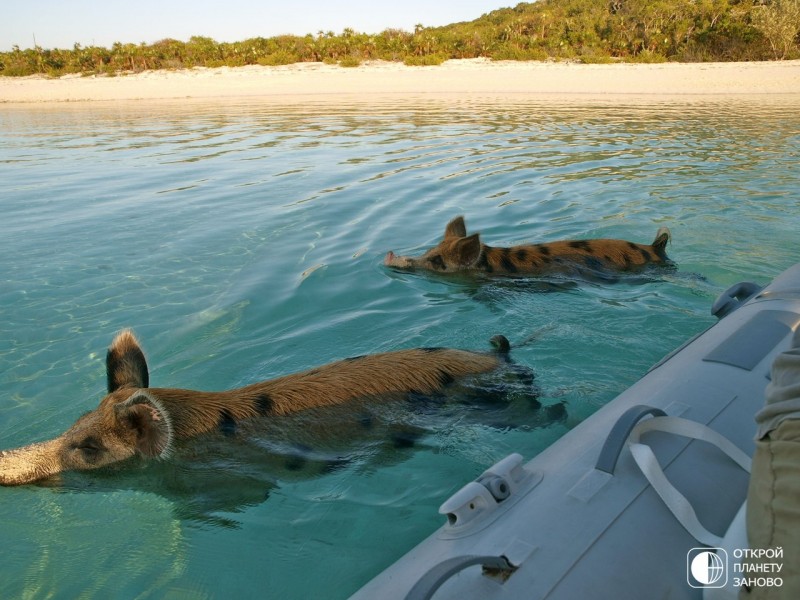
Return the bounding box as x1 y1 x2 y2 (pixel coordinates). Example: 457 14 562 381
2 1 798 77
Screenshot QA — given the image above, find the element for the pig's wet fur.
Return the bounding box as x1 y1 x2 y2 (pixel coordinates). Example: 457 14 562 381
385 215 673 281
47 362 562 526
21 331 562 525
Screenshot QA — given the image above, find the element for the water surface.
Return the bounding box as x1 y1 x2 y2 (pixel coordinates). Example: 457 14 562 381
1 98 799 599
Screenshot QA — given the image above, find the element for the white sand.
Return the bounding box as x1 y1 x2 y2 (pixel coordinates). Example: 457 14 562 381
2 58 799 104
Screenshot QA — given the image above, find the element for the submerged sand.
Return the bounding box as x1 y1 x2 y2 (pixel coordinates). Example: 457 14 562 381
1 58 799 105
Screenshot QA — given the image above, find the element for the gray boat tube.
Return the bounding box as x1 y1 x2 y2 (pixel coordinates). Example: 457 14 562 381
352 263 800 600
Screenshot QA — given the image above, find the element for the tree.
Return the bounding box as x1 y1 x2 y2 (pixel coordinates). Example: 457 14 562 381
751 0 800 59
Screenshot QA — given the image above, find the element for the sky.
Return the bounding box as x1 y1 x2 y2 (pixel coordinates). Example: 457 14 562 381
2 1 514 51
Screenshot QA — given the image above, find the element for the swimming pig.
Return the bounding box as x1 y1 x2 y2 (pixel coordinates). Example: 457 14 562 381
385 216 671 276
0 330 513 486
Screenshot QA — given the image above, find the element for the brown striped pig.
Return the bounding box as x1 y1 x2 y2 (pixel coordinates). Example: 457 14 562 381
0 330 516 486
385 215 671 276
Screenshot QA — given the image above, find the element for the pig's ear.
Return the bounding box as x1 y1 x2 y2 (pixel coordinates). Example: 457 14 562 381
444 216 467 239
115 392 173 458
453 233 482 267
106 330 149 392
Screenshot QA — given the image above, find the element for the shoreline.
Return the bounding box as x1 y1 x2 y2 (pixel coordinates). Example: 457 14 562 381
2 58 800 105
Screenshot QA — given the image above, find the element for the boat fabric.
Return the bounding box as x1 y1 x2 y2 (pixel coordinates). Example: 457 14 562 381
704 502 749 600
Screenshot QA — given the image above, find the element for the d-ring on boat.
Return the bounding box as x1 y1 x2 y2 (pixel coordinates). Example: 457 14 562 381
352 263 800 600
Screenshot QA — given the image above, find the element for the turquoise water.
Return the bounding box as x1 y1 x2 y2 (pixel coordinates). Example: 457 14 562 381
1 98 799 599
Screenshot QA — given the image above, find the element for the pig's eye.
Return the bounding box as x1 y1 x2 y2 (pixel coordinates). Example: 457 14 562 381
428 255 446 270
74 437 104 458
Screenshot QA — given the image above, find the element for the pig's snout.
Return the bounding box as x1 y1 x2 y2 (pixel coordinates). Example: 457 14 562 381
385 251 414 269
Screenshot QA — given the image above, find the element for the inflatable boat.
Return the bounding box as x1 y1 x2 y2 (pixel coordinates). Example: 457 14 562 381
352 263 800 600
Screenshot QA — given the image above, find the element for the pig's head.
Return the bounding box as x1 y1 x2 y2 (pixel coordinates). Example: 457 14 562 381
0 331 173 486
384 216 483 273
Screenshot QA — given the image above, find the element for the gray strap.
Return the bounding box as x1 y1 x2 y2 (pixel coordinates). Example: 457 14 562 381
628 416 751 546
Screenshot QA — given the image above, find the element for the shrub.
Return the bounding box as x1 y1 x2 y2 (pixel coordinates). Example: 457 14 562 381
627 50 668 64
490 47 549 61
338 55 362 67
257 51 297 66
403 53 447 66
579 52 615 64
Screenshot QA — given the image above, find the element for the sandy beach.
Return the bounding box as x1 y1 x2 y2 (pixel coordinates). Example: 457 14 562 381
2 58 799 104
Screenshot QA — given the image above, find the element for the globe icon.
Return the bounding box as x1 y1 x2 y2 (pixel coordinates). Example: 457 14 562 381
690 551 725 585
